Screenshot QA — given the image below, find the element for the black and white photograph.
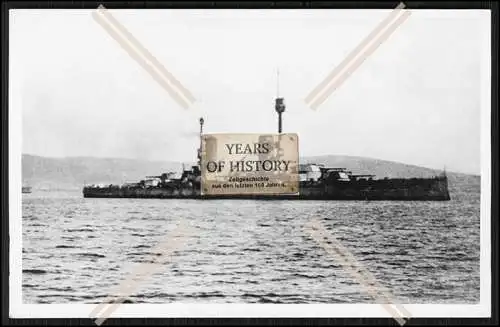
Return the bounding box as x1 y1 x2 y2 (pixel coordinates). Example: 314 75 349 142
7 2 493 323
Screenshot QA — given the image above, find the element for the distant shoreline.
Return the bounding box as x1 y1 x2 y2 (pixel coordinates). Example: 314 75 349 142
21 153 479 177
21 153 480 194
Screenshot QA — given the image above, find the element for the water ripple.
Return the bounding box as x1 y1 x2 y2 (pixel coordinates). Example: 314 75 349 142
22 188 480 304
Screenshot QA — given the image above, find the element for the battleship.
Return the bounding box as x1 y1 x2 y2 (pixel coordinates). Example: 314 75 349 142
83 96 451 201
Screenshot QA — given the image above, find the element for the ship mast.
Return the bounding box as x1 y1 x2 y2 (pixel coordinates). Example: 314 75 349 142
275 69 285 133
197 117 204 166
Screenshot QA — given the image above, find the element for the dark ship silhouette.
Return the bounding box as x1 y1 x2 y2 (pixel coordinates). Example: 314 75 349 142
83 97 450 201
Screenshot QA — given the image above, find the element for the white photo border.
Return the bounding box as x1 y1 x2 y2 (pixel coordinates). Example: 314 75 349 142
8 7 493 320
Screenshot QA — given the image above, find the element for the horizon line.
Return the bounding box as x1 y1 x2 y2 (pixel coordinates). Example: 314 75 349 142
21 152 480 177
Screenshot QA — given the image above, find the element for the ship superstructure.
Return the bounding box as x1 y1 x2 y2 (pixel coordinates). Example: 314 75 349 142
83 94 450 201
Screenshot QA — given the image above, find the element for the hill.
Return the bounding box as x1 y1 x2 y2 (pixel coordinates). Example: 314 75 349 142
21 154 480 199
22 154 184 191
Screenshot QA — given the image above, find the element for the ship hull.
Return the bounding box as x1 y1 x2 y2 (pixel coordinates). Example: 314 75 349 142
82 194 450 201
83 177 451 201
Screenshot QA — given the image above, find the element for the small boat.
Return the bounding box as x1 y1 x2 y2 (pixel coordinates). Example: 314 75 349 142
22 186 32 194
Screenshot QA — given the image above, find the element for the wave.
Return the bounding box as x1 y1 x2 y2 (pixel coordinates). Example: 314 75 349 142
77 253 105 258
65 228 94 232
23 269 48 274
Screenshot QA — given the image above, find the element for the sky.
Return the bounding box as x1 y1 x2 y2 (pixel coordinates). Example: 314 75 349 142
10 8 490 174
